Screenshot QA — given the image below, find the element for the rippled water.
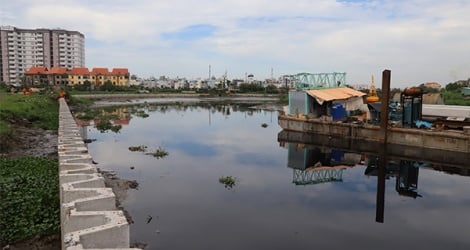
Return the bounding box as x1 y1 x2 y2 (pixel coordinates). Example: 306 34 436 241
83 103 470 250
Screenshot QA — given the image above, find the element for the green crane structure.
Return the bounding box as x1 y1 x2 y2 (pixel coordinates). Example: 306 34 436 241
294 72 347 90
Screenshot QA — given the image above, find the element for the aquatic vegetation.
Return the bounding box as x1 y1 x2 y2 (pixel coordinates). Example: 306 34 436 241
146 146 169 159
129 145 168 159
219 176 236 189
0 157 60 244
261 123 268 128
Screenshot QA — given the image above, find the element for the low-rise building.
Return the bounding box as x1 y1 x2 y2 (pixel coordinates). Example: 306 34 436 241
24 66 129 87
68 67 90 85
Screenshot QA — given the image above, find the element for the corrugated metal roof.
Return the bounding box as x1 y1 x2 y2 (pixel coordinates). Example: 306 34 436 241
306 87 366 104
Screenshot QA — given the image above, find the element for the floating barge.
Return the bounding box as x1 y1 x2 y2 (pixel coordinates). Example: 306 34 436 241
278 113 470 153
278 71 470 154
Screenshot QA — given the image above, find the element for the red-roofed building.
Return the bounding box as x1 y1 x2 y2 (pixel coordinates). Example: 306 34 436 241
111 68 130 86
69 67 91 86
23 66 130 87
48 67 69 85
24 67 49 85
25 66 48 74
89 67 129 87
90 68 110 86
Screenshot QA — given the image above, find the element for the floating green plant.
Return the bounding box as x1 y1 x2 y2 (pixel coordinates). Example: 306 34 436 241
0 157 60 243
146 146 169 159
219 176 236 189
261 123 268 128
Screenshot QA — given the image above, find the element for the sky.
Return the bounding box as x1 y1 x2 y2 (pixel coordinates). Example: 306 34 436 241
1 0 469 88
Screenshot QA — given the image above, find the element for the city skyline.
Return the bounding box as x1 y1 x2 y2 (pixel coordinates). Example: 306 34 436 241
2 0 469 88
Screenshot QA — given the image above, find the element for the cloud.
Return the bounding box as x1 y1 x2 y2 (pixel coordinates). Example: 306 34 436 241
3 0 470 87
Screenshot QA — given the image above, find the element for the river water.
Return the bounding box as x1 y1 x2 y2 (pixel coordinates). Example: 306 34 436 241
82 101 470 250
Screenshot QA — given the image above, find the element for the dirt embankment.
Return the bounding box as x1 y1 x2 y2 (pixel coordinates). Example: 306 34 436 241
0 120 58 160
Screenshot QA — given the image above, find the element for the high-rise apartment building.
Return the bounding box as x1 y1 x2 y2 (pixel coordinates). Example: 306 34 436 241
0 26 85 85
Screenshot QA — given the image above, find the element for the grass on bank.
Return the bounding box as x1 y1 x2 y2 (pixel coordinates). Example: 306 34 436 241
0 157 60 245
0 91 59 133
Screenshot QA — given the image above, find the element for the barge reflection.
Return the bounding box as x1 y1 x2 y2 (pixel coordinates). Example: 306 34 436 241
279 130 470 223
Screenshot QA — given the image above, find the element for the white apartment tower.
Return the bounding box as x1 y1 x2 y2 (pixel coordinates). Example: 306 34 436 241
0 26 85 84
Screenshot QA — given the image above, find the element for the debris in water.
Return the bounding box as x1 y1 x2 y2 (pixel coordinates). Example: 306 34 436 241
128 145 148 152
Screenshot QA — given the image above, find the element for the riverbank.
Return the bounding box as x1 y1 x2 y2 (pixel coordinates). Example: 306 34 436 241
0 92 138 249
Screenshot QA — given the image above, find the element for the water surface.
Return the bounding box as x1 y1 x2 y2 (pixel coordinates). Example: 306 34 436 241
83 103 470 250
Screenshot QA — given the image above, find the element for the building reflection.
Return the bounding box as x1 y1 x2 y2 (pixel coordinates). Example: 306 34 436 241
279 130 470 223
287 143 359 185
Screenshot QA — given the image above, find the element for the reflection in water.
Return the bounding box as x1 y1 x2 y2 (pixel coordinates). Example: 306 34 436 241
366 159 423 199
76 102 269 133
280 130 469 223
75 106 132 133
287 144 356 185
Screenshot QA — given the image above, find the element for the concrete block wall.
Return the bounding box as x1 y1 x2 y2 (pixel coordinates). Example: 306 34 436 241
58 98 140 250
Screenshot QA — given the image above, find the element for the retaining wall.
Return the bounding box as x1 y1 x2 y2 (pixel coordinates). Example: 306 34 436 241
58 98 139 250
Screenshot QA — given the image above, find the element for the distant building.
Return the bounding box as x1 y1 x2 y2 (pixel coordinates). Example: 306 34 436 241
247 74 255 83
24 66 129 87
0 26 85 85
279 75 294 89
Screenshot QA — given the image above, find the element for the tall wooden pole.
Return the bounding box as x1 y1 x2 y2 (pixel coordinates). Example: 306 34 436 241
376 69 390 223
380 69 391 141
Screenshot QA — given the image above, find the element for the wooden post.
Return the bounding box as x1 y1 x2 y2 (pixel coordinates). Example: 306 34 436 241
380 70 391 142
376 69 391 223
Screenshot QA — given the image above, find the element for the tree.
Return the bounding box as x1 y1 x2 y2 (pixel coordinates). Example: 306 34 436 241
75 80 92 91
99 80 115 91
445 81 463 92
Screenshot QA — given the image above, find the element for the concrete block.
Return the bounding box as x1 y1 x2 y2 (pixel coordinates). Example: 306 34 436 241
58 98 139 250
